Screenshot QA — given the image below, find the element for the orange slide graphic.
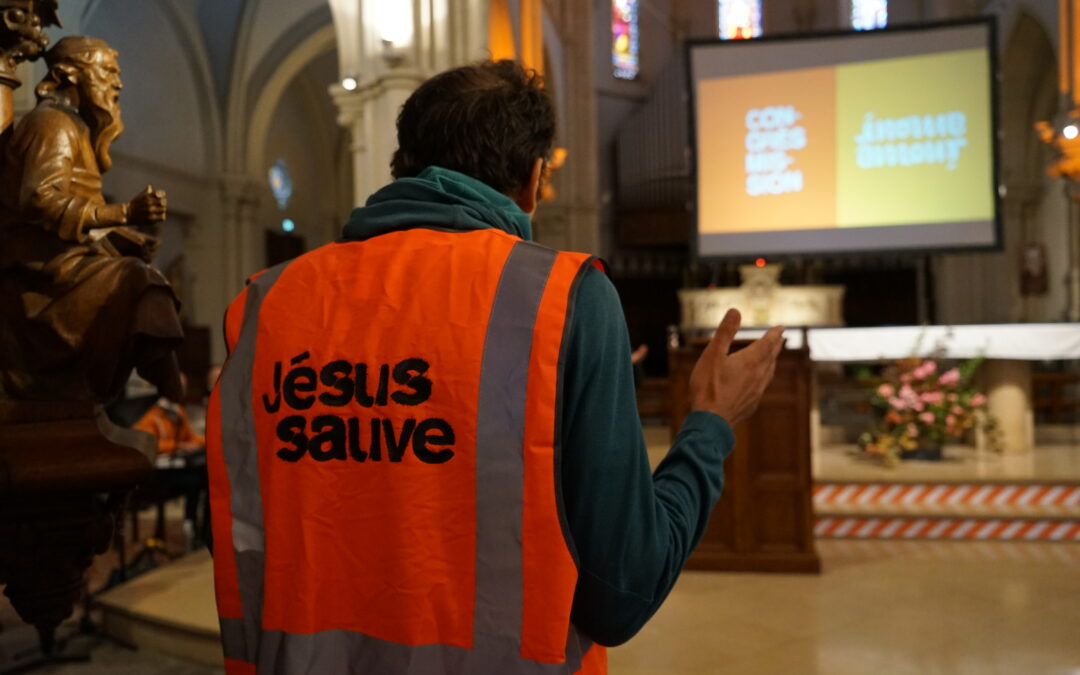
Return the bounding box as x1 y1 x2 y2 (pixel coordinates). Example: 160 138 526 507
697 67 837 234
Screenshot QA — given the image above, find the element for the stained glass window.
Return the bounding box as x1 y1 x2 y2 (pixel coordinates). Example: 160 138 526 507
852 0 887 31
268 159 293 211
718 0 762 40
612 0 639 80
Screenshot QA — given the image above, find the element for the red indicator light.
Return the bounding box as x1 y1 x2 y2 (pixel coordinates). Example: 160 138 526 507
755 258 766 267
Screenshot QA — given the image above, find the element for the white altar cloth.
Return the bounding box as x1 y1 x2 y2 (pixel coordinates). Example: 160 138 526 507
735 324 1080 361
733 324 1080 455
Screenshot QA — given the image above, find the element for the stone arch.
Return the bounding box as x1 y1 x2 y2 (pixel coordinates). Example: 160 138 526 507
258 46 350 250
223 1 335 175
1000 10 1058 190
79 0 221 177
935 9 1063 323
1000 10 1067 320
244 25 338 177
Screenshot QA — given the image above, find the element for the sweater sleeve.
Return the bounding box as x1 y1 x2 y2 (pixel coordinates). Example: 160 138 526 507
560 267 736 647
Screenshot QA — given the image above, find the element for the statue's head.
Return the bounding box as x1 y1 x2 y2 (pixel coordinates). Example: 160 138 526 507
35 36 123 171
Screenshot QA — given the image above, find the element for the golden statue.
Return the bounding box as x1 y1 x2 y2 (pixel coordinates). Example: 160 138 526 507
0 36 183 402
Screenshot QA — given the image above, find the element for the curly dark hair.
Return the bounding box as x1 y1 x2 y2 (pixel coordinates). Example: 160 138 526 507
390 60 555 197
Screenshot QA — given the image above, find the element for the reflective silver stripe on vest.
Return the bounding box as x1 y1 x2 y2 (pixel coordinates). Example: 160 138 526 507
217 243 593 673
219 621 594 674
473 241 556 653
218 262 292 665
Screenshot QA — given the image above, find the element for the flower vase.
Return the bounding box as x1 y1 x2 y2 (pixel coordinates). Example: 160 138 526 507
901 442 943 461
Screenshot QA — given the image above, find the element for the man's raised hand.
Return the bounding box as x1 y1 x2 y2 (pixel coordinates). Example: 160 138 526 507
688 308 784 427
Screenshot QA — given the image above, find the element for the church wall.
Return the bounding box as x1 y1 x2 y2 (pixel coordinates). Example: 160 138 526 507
532 0 601 254
260 49 348 254
932 2 1070 324
591 0 697 258
83 2 213 178
1026 180 1071 321
195 0 246 105
243 0 333 86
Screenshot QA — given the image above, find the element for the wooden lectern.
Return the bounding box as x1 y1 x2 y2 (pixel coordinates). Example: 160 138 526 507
668 335 820 573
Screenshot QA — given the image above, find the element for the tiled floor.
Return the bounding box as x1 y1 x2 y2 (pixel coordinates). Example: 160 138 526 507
11 539 1079 674
608 539 1080 675
3 425 1077 673
815 442 1080 483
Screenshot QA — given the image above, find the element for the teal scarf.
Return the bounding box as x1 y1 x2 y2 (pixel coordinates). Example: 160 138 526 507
341 166 532 242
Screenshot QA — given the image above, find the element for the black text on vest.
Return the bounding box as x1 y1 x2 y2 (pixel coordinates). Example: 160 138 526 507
263 353 455 464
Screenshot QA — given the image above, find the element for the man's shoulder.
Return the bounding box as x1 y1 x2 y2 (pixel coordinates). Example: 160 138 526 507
575 263 618 305
566 264 625 342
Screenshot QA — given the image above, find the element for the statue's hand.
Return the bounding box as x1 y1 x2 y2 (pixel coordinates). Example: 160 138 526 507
127 185 168 225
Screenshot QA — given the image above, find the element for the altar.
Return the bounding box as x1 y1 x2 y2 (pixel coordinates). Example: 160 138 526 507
736 323 1080 454
666 322 1080 571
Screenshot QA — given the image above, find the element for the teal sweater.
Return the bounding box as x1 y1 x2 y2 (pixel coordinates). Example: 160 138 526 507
341 167 735 646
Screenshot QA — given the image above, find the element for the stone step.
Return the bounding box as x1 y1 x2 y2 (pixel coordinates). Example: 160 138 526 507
94 550 223 668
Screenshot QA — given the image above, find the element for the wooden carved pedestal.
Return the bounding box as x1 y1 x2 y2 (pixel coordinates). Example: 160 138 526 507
0 404 151 665
669 337 820 573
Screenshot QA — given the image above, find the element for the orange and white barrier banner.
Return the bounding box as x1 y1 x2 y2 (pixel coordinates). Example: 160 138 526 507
814 483 1080 508
814 517 1080 541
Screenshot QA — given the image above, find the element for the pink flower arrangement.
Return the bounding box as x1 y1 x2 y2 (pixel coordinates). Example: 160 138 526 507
859 356 997 465
921 391 944 405
911 360 937 380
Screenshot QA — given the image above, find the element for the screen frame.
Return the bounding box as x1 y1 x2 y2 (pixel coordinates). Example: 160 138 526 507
684 17 1002 263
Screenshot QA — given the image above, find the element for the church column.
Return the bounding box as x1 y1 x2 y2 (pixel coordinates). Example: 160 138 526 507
1068 193 1080 321
329 0 490 206
542 0 601 254
1039 0 1080 321
330 85 371 207
983 360 1035 455
331 69 426 206
220 175 262 291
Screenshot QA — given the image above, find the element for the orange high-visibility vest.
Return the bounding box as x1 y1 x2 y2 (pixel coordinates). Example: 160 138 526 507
207 228 608 674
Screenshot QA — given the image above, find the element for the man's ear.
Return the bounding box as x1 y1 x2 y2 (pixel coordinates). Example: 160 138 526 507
513 158 544 216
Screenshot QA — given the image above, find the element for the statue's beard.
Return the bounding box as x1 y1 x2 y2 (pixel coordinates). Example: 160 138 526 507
83 90 123 173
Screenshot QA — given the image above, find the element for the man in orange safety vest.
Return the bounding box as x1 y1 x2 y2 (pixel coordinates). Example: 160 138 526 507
207 60 783 674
